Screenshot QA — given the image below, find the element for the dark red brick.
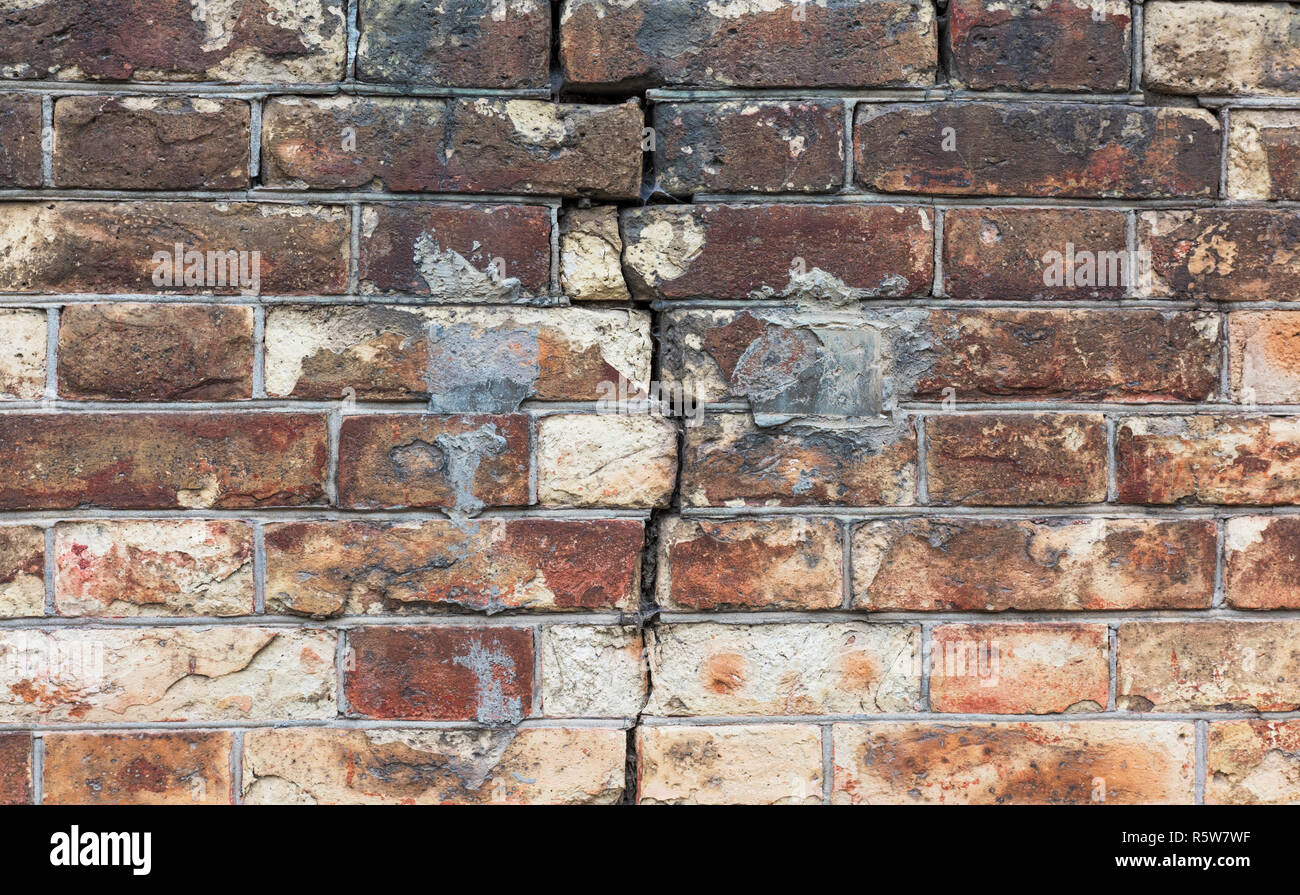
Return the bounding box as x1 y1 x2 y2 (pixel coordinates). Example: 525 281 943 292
0 93 41 187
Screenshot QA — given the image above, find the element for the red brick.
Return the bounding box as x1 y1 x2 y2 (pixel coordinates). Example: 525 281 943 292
948 0 1131 92
1117 416 1300 505
0 734 32 804
653 101 845 194
53 96 250 190
336 414 531 511
560 0 936 90
1139 210 1300 301
0 93 41 187
1225 516 1300 610
929 623 1109 714
0 413 328 510
926 414 1108 505
42 731 233 805
358 203 551 300
265 518 644 617
856 103 1220 198
854 517 1216 611
345 626 534 723
0 202 349 295
57 304 253 401
622 204 933 300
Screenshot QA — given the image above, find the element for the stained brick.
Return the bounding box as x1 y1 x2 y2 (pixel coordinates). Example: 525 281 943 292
43 731 234 805
1224 517 1300 610
0 734 32 804
638 725 823 805
0 526 44 619
1228 111 1300 200
1207 720 1300 805
537 414 678 509
1139 210 1300 301
1144 1 1300 96
0 93 42 187
1229 311 1300 404
0 309 46 400
540 625 646 718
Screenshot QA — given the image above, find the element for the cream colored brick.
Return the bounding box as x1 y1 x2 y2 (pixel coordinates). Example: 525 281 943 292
638 725 823 805
541 625 646 717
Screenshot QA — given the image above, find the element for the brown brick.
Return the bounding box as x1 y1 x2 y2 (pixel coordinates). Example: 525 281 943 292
560 0 936 90
941 207 1130 300
42 731 233 805
263 97 642 199
1119 621 1300 712
54 520 254 618
357 0 550 88
537 414 678 509
344 626 534 723
0 413 327 510
265 519 643 617
637 725 823 805
653 101 845 195
358 203 551 300
243 726 625 804
54 96 250 190
622 204 933 300
1207 720 1300 805
1139 210 1300 302
0 734 32 804
926 414 1108 505
929 623 1109 714
681 414 917 507
949 0 1131 92
854 518 1216 611
855 103 1220 198
0 526 44 619
832 722 1195 804
0 309 46 400
1144 1 1300 96
0 93 41 187
1229 311 1300 404
0 0 346 82
1116 416 1300 505
657 516 842 611
57 304 253 401
336 414 530 512
915 310 1220 403
1225 517 1300 610
0 202 349 295
1228 111 1300 200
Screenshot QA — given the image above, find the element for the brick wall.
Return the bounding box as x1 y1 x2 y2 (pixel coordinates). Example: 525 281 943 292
0 0 1297 805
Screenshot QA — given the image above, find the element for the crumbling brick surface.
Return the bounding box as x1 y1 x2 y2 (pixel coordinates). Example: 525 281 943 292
1 0 1298 806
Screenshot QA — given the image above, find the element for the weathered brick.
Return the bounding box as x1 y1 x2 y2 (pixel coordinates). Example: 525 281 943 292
540 625 646 718
637 725 823 805
1139 210 1300 301
682 414 917 507
1207 720 1300 805
854 518 1216 611
560 206 630 302
357 0 550 88
1225 517 1300 610
0 0 346 82
344 626 534 723
336 413 530 512
42 731 233 805
263 97 642 199
855 103 1220 198
0 734 32 804
929 623 1109 714
1144 1 1300 96
1120 621 1300 712
537 414 678 509
1228 111 1300 200
54 520 254 618
941 207 1130 300
1229 311 1300 404
0 413 327 510
657 516 843 611
0 309 46 400
644 623 920 716
622 204 933 301
265 519 644 617
0 202 349 295
948 0 1131 92
0 627 336 722
926 414 1108 505
54 96 250 190
243 727 625 804
358 203 551 300
58 304 253 401
915 310 1219 403
1117 416 1300 505
0 93 41 187
560 0 936 90
0 526 44 619
832 722 1195 804
653 101 845 194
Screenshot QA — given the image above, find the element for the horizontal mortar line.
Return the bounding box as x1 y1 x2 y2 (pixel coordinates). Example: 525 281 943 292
689 193 1300 208
0 718 634 732
0 507 652 523
644 88 1147 104
637 711 1300 726
652 299 1300 310
0 189 563 205
1197 96 1300 109
654 610 1300 624
0 403 641 415
0 295 574 306
676 505 1300 518
0 612 634 629
898 402 1300 413
0 81 555 99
